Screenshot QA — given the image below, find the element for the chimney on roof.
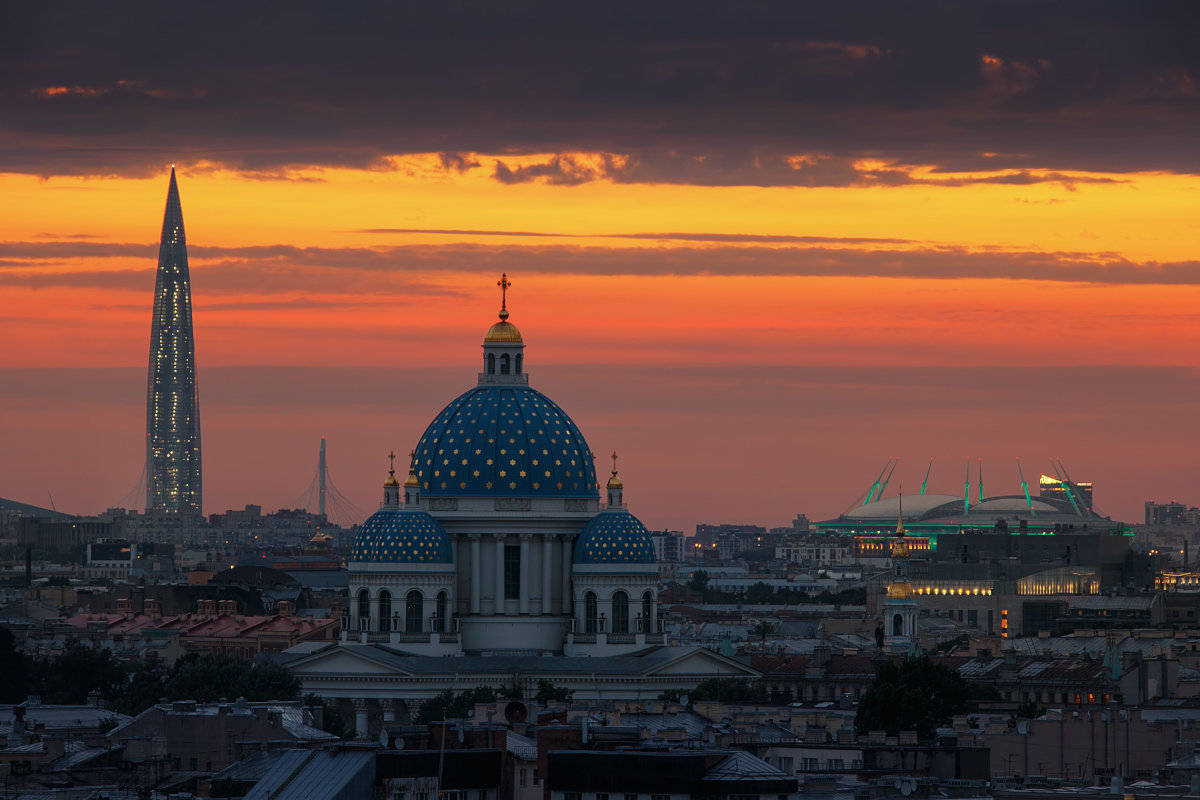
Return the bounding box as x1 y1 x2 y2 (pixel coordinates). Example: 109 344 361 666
218 599 237 616
198 599 217 616
145 598 161 620
116 597 132 616
278 600 295 617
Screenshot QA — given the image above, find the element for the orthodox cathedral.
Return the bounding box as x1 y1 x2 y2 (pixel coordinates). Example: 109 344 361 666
348 275 660 657
284 278 756 729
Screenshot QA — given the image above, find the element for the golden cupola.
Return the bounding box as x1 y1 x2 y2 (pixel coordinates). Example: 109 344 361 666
480 273 528 385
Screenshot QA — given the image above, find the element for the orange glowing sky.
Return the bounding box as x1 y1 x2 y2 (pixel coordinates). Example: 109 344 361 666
2 7 1199 527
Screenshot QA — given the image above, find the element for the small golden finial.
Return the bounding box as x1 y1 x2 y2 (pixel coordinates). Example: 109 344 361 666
497 273 512 320
607 450 623 490
404 449 419 487
384 450 399 486
896 484 905 537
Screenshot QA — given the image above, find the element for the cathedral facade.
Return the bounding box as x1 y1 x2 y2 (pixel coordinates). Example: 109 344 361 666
345 280 660 656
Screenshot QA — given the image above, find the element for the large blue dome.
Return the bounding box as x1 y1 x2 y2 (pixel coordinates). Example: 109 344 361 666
350 508 453 564
573 510 657 564
413 385 599 498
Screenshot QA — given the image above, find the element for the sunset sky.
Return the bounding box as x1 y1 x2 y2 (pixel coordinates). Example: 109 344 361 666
2 4 1198 528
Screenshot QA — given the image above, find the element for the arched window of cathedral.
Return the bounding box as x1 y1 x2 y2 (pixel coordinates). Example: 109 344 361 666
584 592 598 634
500 353 511 374
642 591 653 632
487 353 496 374
357 589 370 629
515 354 522 374
612 591 630 634
406 590 423 633
378 590 392 633
435 591 448 633
892 613 903 636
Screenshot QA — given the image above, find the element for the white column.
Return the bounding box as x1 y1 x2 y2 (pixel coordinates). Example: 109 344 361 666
469 536 481 614
495 535 506 616
541 538 554 614
651 597 658 633
561 536 573 614
519 535 531 614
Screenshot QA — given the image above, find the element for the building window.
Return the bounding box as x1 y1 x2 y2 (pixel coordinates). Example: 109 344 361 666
520 770 527 787
504 544 521 600
597 794 609 800
776 756 793 773
642 591 653 632
625 795 638 800
585 592 598 633
500 353 511 374
357 588 369 624
612 591 629 634
435 591 448 633
405 589 423 633
565 794 582 800
651 795 670 800
487 353 496 374
378 590 392 633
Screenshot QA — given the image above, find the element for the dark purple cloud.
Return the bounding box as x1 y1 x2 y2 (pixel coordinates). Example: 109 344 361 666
3 238 1200 289
2 3 1197 180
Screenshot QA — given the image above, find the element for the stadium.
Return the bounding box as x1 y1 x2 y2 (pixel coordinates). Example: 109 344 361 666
815 458 1127 548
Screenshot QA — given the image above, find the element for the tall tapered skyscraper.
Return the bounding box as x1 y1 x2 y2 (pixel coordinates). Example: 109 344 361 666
145 167 202 514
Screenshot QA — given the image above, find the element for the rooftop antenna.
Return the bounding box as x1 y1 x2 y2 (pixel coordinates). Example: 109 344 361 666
978 458 984 504
46 490 56 513
1016 459 1036 516
920 458 933 496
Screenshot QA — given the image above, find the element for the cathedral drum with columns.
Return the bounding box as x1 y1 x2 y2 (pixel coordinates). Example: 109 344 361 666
345 276 661 656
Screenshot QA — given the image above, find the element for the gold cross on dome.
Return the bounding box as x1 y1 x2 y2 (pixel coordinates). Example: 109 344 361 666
388 451 396 471
497 273 511 311
611 451 618 473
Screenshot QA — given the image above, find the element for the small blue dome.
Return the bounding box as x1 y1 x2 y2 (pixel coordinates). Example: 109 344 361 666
350 508 452 564
413 384 598 498
573 510 657 564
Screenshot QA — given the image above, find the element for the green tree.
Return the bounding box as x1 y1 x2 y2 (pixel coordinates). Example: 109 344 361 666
34 639 127 705
750 621 775 642
304 694 351 740
733 548 772 563
854 656 970 740
163 654 299 704
686 570 710 594
413 686 498 723
533 680 572 704
661 677 767 704
0 626 31 703
745 582 776 605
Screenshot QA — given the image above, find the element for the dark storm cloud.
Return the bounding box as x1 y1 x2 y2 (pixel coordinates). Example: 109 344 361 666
5 238 1200 289
2 2 1197 180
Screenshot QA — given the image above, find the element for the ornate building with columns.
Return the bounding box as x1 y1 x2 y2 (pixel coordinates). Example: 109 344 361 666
282 281 757 734
343 280 661 657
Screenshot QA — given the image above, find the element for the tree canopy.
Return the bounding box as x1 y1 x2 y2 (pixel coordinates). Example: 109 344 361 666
854 656 970 740
660 677 767 705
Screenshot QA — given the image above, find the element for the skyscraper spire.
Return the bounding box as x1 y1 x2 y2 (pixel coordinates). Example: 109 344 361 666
145 167 202 515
